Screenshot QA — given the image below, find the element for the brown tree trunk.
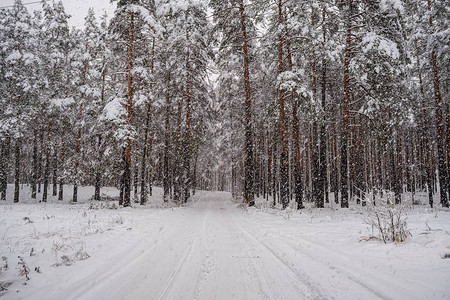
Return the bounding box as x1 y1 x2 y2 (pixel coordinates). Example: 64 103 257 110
58 135 65 201
52 146 57 197
124 10 134 207
173 98 183 203
192 146 198 195
341 0 352 208
277 0 289 209
317 6 327 208
0 138 9 201
73 54 88 203
31 132 37 199
428 0 448 207
184 31 191 203
94 135 102 201
38 132 43 194
140 37 155 205
416 48 434 207
239 0 254 206
284 28 303 209
163 73 171 202
13 138 20 203
73 124 81 203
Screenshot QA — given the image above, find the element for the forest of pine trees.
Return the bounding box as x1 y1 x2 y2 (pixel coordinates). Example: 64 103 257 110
0 0 448 208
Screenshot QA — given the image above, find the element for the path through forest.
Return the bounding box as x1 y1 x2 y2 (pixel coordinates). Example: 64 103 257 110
4 190 449 300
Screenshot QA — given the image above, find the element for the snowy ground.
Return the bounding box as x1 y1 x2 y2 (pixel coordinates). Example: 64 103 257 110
1 185 450 300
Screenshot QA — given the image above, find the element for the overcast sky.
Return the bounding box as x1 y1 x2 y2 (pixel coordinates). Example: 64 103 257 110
0 0 116 28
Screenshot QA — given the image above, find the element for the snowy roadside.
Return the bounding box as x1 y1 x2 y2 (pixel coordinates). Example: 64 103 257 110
0 186 449 299
0 185 174 298
248 198 450 299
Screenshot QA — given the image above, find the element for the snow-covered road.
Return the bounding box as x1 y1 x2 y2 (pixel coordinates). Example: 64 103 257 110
2 190 449 300
35 192 330 300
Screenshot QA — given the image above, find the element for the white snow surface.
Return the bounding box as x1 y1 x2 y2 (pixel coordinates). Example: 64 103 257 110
1 185 450 300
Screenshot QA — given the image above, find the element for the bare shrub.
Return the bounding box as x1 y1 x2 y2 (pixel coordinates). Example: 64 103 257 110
363 197 411 243
73 249 90 261
237 203 248 212
17 256 30 281
110 215 124 225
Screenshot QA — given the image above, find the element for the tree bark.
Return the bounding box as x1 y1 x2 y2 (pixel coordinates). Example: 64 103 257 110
124 10 134 207
239 0 254 206
31 132 37 199
42 147 49 203
184 31 191 203
0 137 10 201
119 147 125 206
277 0 289 209
13 138 20 203
317 6 327 208
72 126 79 203
416 47 433 207
163 72 171 202
140 37 155 205
94 135 102 201
58 135 65 201
174 98 183 203
52 146 57 197
341 0 352 208
428 0 448 207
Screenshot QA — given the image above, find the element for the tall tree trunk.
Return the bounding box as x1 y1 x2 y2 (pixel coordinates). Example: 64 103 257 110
239 0 254 206
73 58 88 203
184 32 191 203
267 135 272 201
394 131 402 204
124 10 135 208
72 127 80 203
14 138 20 203
38 132 43 194
447 100 450 197
272 143 277 206
428 0 448 207
140 37 155 205
52 146 57 196
193 147 198 195
133 165 138 202
174 99 183 203
285 27 303 209
277 0 288 209
42 147 49 203
163 73 171 202
94 135 102 201
317 6 327 208
311 5 320 207
341 0 353 208
31 132 37 199
58 135 65 201
416 47 433 207
0 137 10 201
119 147 125 206
148 137 153 197
42 122 51 203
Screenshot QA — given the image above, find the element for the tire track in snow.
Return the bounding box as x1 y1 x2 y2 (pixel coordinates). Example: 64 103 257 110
235 225 276 300
192 202 216 300
239 214 398 300
264 231 395 300
157 238 196 300
236 219 331 300
158 204 211 300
